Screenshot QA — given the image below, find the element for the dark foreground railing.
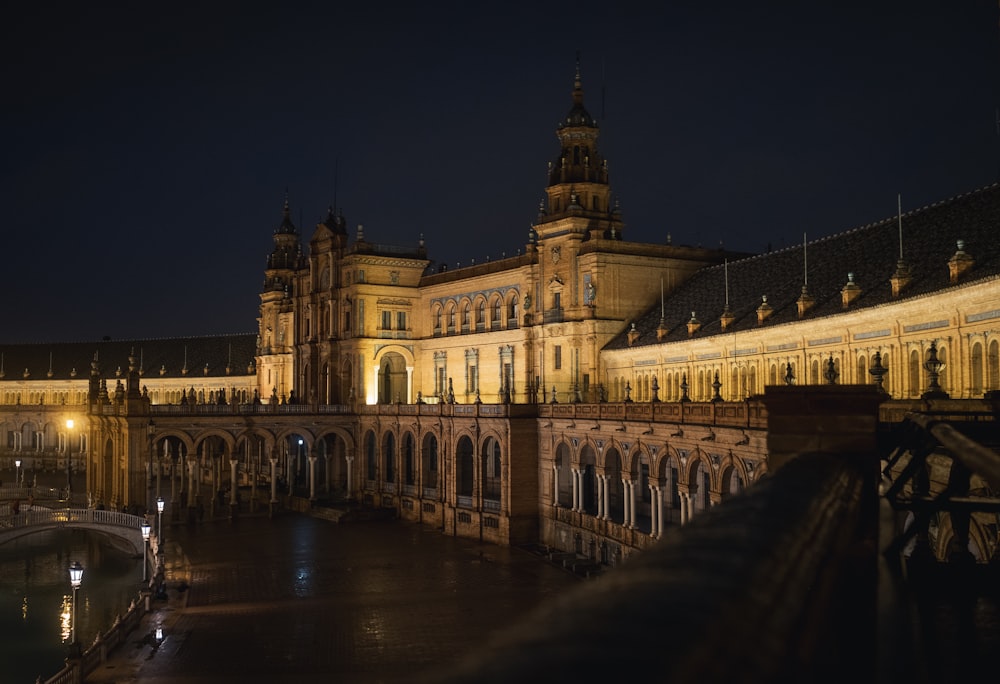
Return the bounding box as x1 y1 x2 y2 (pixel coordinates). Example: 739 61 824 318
424 450 877 683
424 388 999 684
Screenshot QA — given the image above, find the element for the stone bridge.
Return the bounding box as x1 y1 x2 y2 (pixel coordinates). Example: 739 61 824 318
0 508 147 555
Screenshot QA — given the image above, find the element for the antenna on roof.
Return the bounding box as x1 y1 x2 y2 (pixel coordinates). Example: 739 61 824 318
803 233 808 287
724 259 730 307
660 277 665 319
897 194 904 260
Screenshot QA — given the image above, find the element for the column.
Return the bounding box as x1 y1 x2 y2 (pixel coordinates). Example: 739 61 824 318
169 453 177 521
621 479 630 526
308 455 318 501
648 484 658 537
597 475 605 519
229 459 238 506
155 448 162 502
655 486 665 536
629 481 637 529
187 461 195 504
269 458 278 504
406 366 414 404
552 464 560 506
571 467 580 511
345 454 354 501
370 365 380 405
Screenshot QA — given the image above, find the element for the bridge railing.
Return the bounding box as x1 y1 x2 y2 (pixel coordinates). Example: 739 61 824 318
0 508 146 531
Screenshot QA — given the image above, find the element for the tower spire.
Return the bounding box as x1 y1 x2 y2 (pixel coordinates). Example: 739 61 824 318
535 57 621 240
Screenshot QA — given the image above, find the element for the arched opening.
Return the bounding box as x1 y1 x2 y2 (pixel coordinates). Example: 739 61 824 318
632 451 651 533
456 435 474 504
378 351 407 404
554 443 572 507
382 432 396 488
421 433 439 496
481 437 501 510
402 432 416 489
971 342 984 396
364 430 377 487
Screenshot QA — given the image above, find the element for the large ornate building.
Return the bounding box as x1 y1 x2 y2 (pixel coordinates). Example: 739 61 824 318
2 67 999 564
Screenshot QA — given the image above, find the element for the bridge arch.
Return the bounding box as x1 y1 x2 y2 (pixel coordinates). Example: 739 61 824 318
0 509 146 556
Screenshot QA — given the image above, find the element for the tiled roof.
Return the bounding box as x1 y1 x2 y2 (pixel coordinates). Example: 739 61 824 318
607 182 1000 350
0 334 257 382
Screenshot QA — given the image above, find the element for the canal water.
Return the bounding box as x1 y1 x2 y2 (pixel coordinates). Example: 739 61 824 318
0 527 143 683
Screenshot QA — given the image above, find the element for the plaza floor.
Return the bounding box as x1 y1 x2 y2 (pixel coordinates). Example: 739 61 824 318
82 511 580 683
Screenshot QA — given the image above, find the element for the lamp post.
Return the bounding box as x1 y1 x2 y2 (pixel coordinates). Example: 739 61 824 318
14 459 21 488
69 560 84 647
156 496 164 547
140 521 151 584
65 419 76 502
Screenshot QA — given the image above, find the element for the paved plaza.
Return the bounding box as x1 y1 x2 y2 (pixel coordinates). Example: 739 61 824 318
83 511 580 683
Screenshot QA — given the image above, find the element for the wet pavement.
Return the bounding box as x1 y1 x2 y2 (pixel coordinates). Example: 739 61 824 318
82 512 579 683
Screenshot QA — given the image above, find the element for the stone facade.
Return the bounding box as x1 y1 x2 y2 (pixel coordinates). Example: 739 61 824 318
1 66 998 563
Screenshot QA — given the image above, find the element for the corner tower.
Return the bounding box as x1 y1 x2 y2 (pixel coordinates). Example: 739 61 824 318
257 196 304 401
534 61 623 241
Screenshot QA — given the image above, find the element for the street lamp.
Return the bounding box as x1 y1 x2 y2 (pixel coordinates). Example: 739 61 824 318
14 459 21 488
140 521 151 584
69 560 84 646
156 496 165 543
65 419 74 501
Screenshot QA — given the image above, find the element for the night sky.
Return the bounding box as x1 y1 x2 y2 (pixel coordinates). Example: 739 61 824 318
2 2 997 344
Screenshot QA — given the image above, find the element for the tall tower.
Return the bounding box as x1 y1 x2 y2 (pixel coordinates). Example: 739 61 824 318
535 60 623 241
257 196 304 401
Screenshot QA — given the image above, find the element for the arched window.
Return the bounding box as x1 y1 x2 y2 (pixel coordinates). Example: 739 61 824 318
457 436 474 499
482 437 502 504
365 431 377 482
492 298 502 327
383 432 396 483
403 433 416 485
971 342 984 396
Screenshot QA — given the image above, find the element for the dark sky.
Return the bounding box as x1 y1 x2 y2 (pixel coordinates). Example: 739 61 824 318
2 1 997 344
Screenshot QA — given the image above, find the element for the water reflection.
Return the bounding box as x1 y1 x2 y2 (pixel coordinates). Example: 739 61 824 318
0 528 142 683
